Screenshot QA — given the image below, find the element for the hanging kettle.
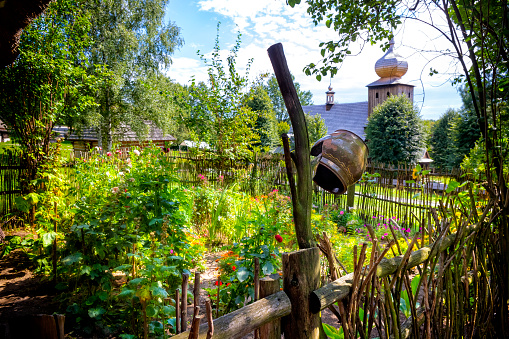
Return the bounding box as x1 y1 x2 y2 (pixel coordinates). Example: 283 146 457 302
310 129 368 195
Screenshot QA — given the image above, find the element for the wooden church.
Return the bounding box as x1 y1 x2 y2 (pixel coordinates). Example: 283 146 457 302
302 39 414 140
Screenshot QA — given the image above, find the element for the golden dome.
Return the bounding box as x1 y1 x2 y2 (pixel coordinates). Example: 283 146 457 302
374 39 408 79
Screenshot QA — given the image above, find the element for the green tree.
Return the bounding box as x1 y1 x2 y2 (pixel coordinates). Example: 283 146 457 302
265 74 313 122
305 113 327 146
83 0 183 150
245 83 278 149
0 0 99 187
365 95 423 164
429 109 458 169
188 24 258 159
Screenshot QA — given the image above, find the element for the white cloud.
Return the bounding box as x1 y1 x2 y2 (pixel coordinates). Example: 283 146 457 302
186 0 464 118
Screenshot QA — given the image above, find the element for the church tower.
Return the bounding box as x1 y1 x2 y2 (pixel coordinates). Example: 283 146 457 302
366 39 414 116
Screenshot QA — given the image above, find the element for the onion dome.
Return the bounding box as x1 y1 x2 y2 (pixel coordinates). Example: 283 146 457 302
374 39 408 79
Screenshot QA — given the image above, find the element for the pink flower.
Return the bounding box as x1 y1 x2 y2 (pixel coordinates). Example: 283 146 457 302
170 249 173 254
339 211 344 215
106 152 112 156
275 234 283 243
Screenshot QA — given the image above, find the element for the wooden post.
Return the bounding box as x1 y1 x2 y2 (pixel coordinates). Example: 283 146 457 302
205 299 214 339
194 272 201 310
347 184 355 209
254 257 260 339
176 289 181 334
53 201 58 284
189 306 202 339
268 43 315 249
259 276 282 339
181 273 189 332
282 247 325 339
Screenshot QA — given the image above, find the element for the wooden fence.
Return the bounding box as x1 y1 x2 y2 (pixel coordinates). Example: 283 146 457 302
0 149 25 222
1 148 466 231
169 220 475 339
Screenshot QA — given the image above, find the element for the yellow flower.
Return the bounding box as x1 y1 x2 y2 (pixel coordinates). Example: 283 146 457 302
412 168 420 180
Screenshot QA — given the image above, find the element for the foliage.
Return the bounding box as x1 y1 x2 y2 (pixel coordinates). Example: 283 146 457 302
365 94 424 164
82 0 184 150
429 109 459 169
265 74 313 122
56 146 204 336
188 23 258 159
305 113 328 146
244 82 279 149
0 0 101 189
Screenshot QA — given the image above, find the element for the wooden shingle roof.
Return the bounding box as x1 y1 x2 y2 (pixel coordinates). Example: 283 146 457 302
301 101 369 140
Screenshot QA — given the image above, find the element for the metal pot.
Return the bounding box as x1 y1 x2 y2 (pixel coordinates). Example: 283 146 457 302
310 129 368 195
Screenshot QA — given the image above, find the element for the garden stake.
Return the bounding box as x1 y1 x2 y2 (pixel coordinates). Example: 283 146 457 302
194 272 201 310
205 299 214 339
176 289 180 334
53 201 57 284
188 306 202 339
181 273 189 332
254 257 260 339
216 277 220 318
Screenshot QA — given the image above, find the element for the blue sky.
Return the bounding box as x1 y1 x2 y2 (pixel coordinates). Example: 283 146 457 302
165 0 464 120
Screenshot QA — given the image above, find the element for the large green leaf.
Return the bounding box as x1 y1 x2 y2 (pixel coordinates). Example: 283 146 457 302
236 266 250 282
146 305 158 317
42 232 57 247
62 252 83 266
88 307 106 319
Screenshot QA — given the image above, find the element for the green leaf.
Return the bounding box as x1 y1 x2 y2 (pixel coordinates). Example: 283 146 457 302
236 267 250 282
262 261 274 275
62 252 83 266
118 289 135 298
150 286 168 298
146 305 158 317
129 278 146 286
14 196 30 213
162 305 176 316
88 307 106 319
322 323 344 338
41 232 56 247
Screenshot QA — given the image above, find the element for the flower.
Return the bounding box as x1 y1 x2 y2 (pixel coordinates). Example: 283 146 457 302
106 152 112 156
214 281 223 286
170 249 173 254
232 266 236 271
275 234 283 243
111 187 120 194
133 149 140 156
339 210 344 215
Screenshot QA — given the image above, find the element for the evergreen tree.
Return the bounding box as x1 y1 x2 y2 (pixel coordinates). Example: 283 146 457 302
429 109 458 169
365 95 423 164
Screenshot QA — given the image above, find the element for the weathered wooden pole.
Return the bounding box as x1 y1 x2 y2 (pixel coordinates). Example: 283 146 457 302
181 273 189 332
259 275 282 339
268 42 324 339
268 43 314 249
347 184 355 209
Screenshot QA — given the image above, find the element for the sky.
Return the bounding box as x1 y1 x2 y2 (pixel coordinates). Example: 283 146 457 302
165 0 465 120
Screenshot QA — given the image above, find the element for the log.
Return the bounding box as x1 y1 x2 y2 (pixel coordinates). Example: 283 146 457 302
282 247 325 339
171 291 291 339
176 289 181 333
310 273 355 314
259 276 282 339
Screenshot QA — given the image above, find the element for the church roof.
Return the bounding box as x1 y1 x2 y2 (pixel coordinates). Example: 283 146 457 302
301 101 369 140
